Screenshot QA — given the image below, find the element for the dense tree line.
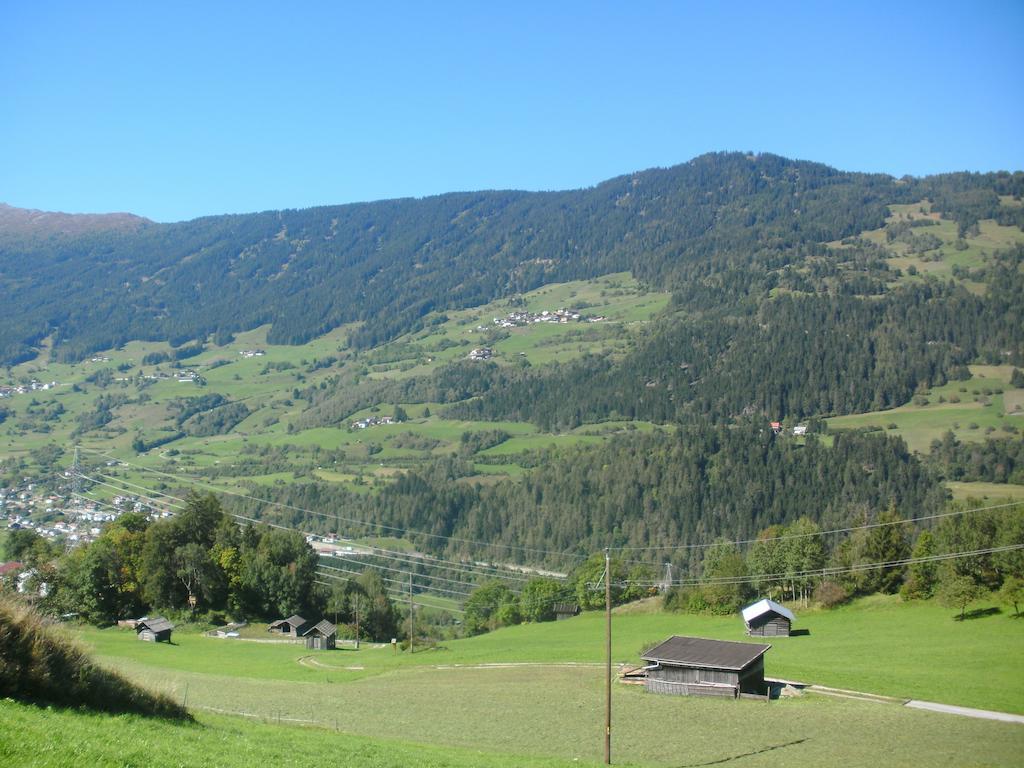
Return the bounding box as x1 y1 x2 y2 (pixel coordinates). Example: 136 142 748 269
220 428 945 573
662 501 1023 618
36 494 323 625
928 433 1024 484
2 153 1019 367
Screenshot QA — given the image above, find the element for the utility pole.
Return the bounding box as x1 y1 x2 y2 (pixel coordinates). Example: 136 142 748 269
71 446 83 497
604 548 612 765
408 572 414 654
354 597 360 651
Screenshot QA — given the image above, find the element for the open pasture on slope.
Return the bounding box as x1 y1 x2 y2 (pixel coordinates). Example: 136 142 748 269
69 595 1024 767
830 198 1024 293
827 365 1022 453
0 273 668 487
79 595 1024 714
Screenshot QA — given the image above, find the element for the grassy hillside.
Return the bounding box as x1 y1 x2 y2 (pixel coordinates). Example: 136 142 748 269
0 702 576 768
828 365 1022 453
0 273 667 488
53 595 1024 767
79 595 1024 713
0 597 186 718
2 680 1022 768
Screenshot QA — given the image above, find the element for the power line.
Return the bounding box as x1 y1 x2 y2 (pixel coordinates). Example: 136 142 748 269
316 565 470 599
624 543 1024 589
319 560 474 595
613 500 1024 558
312 579 465 613
78 446 588 560
323 556 477 593
323 543 533 585
85 470 539 585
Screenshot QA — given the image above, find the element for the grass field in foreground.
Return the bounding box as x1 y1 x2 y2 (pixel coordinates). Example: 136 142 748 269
79 594 1024 714
0 701 576 768
50 662 1021 768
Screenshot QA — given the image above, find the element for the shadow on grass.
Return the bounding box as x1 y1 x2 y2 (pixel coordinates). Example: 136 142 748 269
955 607 1002 621
679 738 808 766
789 629 811 637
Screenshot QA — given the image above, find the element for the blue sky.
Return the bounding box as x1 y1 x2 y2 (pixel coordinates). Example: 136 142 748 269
2 2 1022 222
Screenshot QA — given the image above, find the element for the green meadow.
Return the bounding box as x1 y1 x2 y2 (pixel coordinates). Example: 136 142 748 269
78 594 1024 714
827 365 1022 453
841 199 1024 292
51 594 1024 767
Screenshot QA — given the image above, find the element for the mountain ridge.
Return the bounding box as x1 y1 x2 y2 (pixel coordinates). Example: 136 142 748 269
0 202 150 236
0 151 1021 369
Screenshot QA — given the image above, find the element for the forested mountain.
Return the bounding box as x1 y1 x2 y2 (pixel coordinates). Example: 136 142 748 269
4 152 1023 576
3 152 1021 366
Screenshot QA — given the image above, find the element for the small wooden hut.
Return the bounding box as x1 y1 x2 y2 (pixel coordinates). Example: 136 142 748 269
641 635 771 698
741 599 795 637
553 602 580 621
268 614 310 637
135 617 174 643
304 619 337 650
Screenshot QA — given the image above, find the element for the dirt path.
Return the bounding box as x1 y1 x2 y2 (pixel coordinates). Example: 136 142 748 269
808 684 1023 723
905 700 1024 724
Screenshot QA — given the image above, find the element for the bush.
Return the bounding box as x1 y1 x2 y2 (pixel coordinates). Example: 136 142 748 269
813 581 848 608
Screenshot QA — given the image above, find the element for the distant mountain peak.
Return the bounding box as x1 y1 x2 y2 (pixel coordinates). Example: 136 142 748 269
0 202 150 237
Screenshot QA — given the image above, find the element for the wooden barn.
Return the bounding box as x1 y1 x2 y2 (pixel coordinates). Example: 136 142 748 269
553 602 580 621
135 617 174 643
741 599 795 637
268 614 310 637
304 619 337 650
641 636 771 698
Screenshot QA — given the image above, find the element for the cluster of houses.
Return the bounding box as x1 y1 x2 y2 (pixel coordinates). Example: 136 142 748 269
123 613 339 649
239 349 265 358
2 483 174 555
0 380 59 398
268 614 339 650
490 308 604 328
350 414 395 430
467 347 493 361
133 369 198 383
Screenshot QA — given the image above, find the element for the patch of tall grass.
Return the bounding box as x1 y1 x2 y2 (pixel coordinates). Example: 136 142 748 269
0 597 188 719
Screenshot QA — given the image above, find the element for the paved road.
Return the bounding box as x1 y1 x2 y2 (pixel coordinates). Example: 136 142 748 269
905 700 1024 724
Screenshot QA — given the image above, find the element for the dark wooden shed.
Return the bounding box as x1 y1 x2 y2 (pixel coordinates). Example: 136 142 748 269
135 617 174 643
741 599 795 637
304 619 337 650
641 635 771 698
268 614 310 637
553 602 580 620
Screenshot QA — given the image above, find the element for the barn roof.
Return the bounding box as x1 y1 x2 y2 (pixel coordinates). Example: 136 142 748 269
136 617 174 633
305 619 336 637
741 598 795 624
270 614 308 629
641 636 771 671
